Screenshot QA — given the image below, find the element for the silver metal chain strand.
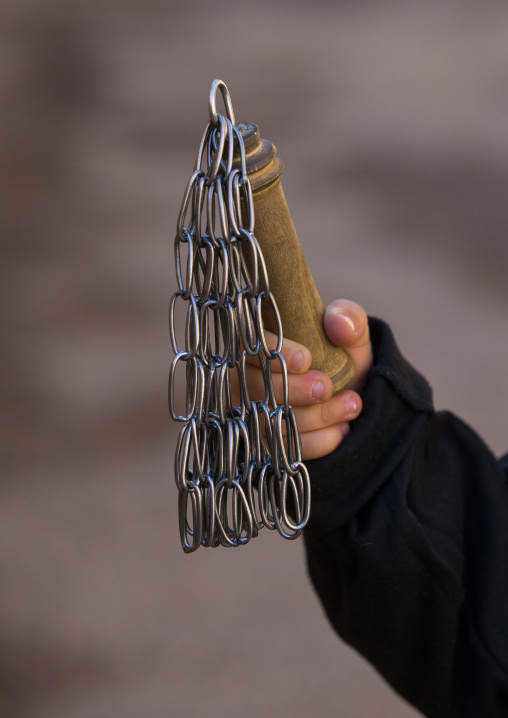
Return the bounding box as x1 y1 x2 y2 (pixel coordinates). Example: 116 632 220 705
169 80 310 552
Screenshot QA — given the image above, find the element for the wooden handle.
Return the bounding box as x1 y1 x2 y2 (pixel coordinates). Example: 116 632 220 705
237 122 355 393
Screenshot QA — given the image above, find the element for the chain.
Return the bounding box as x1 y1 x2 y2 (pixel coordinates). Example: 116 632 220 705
169 79 310 552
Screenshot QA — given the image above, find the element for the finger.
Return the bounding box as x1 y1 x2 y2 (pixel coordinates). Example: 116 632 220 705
288 391 361 434
323 299 372 391
239 364 333 407
300 423 350 461
244 331 312 374
324 299 370 349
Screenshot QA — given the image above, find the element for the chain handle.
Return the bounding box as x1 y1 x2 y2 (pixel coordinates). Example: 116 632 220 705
169 79 310 552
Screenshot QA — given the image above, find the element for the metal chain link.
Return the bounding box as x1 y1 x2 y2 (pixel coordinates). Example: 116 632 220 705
170 79 310 552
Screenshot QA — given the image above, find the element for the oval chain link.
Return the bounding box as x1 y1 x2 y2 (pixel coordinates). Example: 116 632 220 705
170 80 311 551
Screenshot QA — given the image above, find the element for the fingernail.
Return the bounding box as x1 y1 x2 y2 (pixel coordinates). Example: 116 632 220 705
292 351 304 371
326 305 356 333
339 313 356 333
345 395 358 416
312 381 325 401
342 423 351 437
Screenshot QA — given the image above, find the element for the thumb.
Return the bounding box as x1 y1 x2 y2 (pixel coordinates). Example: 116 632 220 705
324 299 372 391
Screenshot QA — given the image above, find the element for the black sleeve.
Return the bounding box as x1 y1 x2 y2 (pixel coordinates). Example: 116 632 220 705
304 318 508 718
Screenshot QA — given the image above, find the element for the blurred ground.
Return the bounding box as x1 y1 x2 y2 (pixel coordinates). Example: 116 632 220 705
1 1 508 716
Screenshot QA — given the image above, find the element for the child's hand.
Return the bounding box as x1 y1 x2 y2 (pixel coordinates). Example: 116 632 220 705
232 299 372 461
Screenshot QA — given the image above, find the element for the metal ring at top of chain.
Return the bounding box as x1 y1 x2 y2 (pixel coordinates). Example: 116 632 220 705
209 79 236 127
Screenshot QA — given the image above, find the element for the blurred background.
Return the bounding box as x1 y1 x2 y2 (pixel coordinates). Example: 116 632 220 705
2 0 508 716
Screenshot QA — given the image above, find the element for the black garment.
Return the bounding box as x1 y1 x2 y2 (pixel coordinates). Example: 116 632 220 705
304 318 508 718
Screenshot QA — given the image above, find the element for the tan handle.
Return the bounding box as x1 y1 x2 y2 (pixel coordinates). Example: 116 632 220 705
237 122 354 393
